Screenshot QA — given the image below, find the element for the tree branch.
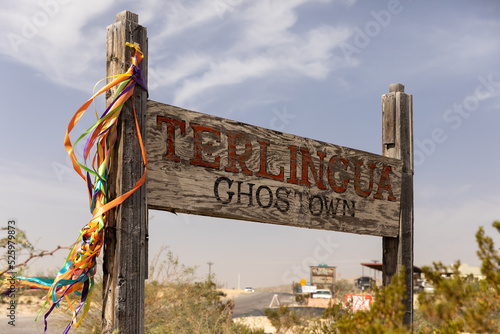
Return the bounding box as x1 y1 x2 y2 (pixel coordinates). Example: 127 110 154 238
1 245 71 277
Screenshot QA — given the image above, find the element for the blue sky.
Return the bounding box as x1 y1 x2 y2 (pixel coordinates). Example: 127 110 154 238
1 0 500 288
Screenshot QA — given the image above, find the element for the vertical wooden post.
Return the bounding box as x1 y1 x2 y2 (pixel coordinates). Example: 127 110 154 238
382 83 414 326
103 11 148 334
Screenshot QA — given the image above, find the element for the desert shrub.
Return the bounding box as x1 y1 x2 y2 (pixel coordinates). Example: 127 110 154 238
143 247 260 334
321 302 344 321
311 221 500 334
335 279 356 297
416 221 500 333
320 270 409 334
264 305 309 334
7 221 500 333
77 246 262 333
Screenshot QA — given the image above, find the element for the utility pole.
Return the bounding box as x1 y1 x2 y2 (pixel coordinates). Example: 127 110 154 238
372 260 379 282
207 261 214 280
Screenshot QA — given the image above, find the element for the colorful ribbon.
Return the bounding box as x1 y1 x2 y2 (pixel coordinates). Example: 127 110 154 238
6 42 147 333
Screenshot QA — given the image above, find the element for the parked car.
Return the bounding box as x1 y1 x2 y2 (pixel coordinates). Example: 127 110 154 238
312 289 332 299
423 283 434 293
355 276 375 290
244 287 254 292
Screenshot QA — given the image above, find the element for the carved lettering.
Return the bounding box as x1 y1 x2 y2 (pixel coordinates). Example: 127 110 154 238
190 123 220 169
354 161 376 197
275 187 291 213
256 140 284 181
214 177 234 204
327 155 349 193
157 116 185 162
155 115 398 202
300 148 327 189
374 166 397 201
225 131 253 175
256 185 273 208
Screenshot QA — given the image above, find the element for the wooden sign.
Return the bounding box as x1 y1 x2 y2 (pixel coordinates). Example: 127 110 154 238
311 266 336 285
345 294 372 311
146 100 402 237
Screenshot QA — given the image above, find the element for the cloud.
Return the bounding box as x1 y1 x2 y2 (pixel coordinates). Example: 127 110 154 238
405 18 500 77
415 182 500 267
149 52 211 90
1 0 115 90
234 0 304 50
171 24 352 106
1 0 353 104
173 55 276 105
148 0 222 40
147 0 353 106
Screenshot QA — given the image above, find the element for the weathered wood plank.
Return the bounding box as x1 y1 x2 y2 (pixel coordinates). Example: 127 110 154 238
382 84 414 327
146 100 403 237
310 266 336 285
382 237 398 286
382 93 396 148
399 92 414 326
102 11 148 334
382 85 401 288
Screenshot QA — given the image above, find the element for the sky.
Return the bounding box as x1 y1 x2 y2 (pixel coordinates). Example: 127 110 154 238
1 0 500 289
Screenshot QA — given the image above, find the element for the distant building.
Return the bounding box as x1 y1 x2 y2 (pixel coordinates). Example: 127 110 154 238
355 276 376 290
438 263 484 280
360 262 423 290
457 263 484 279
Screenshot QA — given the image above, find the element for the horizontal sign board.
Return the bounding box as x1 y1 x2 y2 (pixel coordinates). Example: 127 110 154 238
346 294 372 312
301 286 317 293
311 266 336 285
311 276 335 284
146 100 402 237
311 267 336 277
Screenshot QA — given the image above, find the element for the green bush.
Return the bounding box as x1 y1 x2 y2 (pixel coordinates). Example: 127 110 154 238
264 305 308 334
143 247 261 334
416 221 500 333
6 221 500 333
310 221 500 334
315 271 408 334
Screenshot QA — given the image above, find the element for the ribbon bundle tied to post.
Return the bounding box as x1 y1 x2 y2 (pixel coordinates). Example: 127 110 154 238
9 42 147 333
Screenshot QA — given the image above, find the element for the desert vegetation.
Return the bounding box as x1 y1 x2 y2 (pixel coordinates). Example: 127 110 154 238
2 221 500 333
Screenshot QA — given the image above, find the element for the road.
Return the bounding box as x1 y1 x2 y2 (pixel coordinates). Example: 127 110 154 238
230 291 328 319
0 314 69 334
232 291 296 317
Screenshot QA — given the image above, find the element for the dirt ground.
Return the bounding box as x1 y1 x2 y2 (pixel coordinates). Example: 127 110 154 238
0 296 85 333
233 316 275 333
3 285 321 333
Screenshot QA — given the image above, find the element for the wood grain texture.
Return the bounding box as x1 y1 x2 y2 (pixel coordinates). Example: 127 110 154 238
146 100 403 238
381 84 414 327
102 11 147 334
310 266 336 285
399 92 414 326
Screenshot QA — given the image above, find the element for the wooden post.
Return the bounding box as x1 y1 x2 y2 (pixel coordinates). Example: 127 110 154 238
382 83 414 326
103 11 148 334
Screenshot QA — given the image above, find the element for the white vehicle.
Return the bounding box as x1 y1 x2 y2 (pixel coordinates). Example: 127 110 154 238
244 287 254 292
423 284 434 293
312 289 332 299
